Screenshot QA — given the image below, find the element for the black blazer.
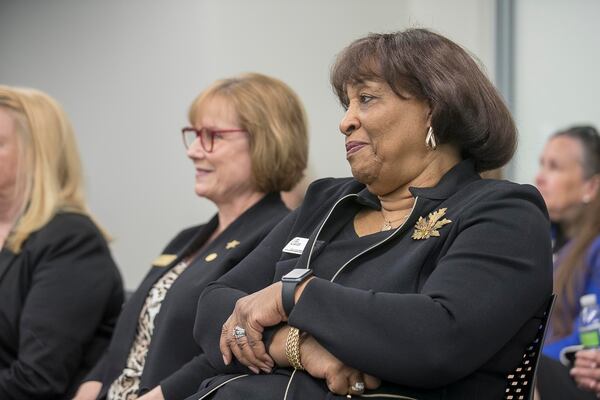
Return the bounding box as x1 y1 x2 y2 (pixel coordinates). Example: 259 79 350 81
192 160 554 400
90 193 289 400
0 212 124 399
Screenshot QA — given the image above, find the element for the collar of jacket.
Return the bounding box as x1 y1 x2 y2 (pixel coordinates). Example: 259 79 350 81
168 191 285 267
354 159 480 209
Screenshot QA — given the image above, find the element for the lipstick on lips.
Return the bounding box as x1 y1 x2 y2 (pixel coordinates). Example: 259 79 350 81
345 140 367 156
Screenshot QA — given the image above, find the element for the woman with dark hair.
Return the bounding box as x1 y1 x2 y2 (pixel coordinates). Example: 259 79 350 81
536 125 600 359
183 28 552 399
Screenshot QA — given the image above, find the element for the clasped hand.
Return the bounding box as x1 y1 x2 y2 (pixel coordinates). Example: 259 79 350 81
220 281 381 396
220 282 285 374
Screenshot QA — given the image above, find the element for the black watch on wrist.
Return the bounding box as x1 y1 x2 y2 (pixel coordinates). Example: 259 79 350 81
281 268 313 317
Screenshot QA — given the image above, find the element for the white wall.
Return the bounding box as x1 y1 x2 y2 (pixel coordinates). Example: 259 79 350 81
0 0 495 288
513 0 600 184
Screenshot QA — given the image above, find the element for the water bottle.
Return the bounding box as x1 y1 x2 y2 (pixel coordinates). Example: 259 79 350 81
578 294 600 348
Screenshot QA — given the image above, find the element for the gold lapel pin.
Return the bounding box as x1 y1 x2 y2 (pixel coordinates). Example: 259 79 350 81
152 254 177 268
205 253 218 262
412 208 452 240
226 240 240 249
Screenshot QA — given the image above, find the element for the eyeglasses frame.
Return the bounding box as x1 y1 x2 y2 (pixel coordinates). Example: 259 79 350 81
181 126 246 152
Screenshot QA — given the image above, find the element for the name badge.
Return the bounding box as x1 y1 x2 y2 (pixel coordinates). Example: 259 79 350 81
282 237 309 255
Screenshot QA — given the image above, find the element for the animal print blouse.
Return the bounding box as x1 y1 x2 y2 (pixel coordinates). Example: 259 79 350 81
107 260 190 399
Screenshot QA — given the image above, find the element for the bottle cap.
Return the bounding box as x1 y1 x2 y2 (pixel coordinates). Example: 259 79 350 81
580 294 598 307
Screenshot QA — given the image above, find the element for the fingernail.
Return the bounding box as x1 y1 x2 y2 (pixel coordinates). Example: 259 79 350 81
222 354 229 365
249 366 260 374
265 359 275 368
261 367 272 374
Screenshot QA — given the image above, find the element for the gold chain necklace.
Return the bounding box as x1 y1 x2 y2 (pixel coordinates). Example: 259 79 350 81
381 213 410 231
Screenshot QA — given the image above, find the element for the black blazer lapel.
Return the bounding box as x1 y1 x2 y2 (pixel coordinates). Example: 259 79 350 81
0 248 18 284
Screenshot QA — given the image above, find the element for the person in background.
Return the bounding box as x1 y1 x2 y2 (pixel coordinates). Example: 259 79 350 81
73 72 308 400
536 193 600 400
533 125 600 400
537 126 600 358
569 197 600 397
187 28 552 400
0 86 124 399
281 169 314 209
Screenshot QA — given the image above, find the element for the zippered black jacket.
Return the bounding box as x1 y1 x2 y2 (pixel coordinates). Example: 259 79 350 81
192 160 553 400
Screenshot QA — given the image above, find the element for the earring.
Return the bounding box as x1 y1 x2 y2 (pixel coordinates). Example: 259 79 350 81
425 126 437 150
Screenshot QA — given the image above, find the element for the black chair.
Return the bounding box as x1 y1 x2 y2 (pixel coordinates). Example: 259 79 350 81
504 294 557 400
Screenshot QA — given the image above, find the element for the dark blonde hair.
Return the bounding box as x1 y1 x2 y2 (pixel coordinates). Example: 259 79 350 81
189 73 308 192
331 29 516 172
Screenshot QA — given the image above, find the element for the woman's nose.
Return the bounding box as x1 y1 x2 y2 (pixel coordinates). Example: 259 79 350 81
535 169 545 189
186 139 206 159
339 106 360 136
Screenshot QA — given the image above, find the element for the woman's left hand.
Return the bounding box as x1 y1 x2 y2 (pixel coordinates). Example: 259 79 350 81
570 349 600 393
220 282 287 374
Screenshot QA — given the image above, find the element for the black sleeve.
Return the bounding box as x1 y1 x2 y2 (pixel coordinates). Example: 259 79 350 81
83 351 108 382
0 216 122 399
288 184 553 388
160 354 217 400
193 211 299 373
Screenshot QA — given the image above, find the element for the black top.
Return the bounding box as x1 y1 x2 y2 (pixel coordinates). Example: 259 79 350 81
0 212 124 399
89 193 289 400
191 160 554 400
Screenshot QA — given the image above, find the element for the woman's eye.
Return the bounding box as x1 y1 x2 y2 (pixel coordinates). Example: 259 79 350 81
547 160 560 171
359 94 374 104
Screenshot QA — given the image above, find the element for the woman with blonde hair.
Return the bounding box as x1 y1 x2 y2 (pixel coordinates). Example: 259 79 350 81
0 85 124 399
74 72 308 400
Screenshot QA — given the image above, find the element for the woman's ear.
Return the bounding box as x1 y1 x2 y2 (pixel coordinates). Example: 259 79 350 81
425 102 433 127
582 174 600 203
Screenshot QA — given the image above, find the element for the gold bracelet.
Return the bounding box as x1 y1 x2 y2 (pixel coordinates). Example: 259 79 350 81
285 327 305 370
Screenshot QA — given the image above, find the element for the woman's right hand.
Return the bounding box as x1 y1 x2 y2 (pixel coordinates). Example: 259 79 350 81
571 349 600 393
300 334 381 396
72 380 102 400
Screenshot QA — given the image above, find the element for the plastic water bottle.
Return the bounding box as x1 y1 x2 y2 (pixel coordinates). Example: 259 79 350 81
578 294 600 348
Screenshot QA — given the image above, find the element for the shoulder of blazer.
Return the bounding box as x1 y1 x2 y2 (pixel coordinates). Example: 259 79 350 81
303 177 362 206
161 224 206 255
25 212 106 250
158 192 289 257
236 192 289 229
457 179 548 214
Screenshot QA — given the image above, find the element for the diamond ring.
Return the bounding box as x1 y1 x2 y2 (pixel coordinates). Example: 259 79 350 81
233 325 246 339
350 381 365 393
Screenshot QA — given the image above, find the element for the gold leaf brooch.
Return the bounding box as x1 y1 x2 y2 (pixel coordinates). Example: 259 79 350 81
412 208 452 240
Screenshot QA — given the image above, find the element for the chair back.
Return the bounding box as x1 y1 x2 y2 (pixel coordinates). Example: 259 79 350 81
504 294 556 400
